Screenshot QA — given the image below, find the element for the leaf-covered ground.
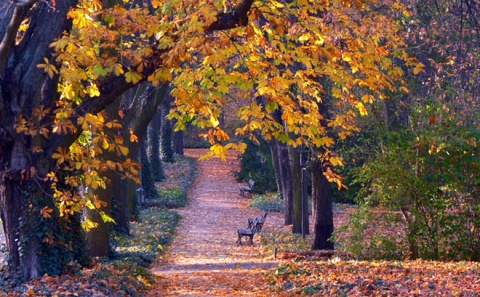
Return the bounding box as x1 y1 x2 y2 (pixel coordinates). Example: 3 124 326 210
149 149 480 296
2 149 480 296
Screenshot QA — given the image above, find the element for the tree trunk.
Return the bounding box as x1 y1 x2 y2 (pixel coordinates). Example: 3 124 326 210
269 138 283 199
173 129 184 156
160 90 175 163
311 156 334 250
141 135 159 199
148 109 165 181
0 0 79 278
278 141 293 225
300 148 310 236
289 145 303 234
85 183 112 258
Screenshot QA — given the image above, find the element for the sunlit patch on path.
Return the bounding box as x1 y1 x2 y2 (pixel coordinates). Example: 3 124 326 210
148 149 279 296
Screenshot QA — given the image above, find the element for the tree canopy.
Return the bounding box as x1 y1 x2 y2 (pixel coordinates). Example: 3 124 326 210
0 0 424 279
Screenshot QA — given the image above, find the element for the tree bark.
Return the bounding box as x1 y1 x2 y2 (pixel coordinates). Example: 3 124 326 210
278 141 294 225
311 156 334 250
85 185 112 258
269 138 283 198
289 145 303 234
160 91 175 163
300 148 310 236
0 0 78 278
148 109 165 181
141 135 159 199
173 129 184 156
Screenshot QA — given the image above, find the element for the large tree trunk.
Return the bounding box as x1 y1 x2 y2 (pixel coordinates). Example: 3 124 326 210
0 0 79 278
85 185 112 258
311 156 334 250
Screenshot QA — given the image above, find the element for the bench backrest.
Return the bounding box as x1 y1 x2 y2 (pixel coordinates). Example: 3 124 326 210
248 179 255 188
261 211 267 222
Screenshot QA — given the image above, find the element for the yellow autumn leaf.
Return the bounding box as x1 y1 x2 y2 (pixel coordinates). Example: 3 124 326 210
356 101 368 116
413 62 425 75
86 83 100 97
330 156 344 167
118 145 129 156
125 69 142 84
130 129 139 142
210 143 228 161
37 58 58 78
210 116 219 128
361 94 375 104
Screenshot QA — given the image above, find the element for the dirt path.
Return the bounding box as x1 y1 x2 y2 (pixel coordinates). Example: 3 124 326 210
148 149 281 296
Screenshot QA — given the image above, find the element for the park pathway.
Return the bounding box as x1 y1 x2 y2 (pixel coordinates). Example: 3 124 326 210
147 149 281 296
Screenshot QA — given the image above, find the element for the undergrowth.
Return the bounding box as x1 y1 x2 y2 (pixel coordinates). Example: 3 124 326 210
250 193 285 212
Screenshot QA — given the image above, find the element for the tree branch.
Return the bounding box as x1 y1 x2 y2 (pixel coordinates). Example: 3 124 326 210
207 0 255 31
45 0 258 155
0 0 39 74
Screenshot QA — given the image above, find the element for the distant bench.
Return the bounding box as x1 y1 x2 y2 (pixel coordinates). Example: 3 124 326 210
237 211 268 245
239 179 255 197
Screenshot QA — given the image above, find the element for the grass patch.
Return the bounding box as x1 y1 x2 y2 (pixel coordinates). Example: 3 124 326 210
149 155 198 208
112 208 180 266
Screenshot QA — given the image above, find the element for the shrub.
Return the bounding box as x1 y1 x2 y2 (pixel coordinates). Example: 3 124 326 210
339 110 480 261
251 193 284 212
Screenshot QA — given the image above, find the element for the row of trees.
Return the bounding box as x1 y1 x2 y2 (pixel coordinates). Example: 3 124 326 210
1 0 476 281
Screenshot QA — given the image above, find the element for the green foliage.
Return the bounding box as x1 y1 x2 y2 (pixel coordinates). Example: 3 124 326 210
150 187 188 208
149 155 198 208
333 205 406 261
333 123 385 204
235 138 277 194
340 102 480 261
250 193 284 212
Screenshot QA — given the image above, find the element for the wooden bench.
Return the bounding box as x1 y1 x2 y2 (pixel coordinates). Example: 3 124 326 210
237 219 260 245
248 211 268 232
239 179 255 197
